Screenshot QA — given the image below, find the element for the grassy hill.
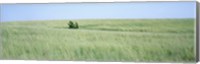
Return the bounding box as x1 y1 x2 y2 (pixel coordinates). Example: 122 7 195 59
0 19 196 62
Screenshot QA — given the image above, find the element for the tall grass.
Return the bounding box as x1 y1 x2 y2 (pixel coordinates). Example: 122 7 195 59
0 19 195 62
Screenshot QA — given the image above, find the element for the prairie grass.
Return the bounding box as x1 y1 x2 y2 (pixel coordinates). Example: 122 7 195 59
0 19 196 62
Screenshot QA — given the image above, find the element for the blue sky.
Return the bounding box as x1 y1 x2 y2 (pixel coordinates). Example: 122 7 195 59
0 2 196 22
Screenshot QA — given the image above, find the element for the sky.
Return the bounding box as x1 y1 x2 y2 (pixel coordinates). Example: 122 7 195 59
0 2 196 22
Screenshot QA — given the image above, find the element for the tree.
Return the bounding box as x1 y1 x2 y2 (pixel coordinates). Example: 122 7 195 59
68 21 79 29
75 22 79 29
68 21 75 29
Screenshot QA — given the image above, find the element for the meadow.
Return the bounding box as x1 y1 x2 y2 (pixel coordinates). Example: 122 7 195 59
0 19 196 62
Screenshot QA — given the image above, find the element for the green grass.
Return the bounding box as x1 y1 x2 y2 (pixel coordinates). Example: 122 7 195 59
0 19 196 62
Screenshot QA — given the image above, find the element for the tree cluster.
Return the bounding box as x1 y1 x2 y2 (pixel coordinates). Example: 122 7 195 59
68 21 79 29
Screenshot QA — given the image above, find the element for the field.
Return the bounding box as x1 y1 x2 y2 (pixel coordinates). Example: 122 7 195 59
0 19 196 62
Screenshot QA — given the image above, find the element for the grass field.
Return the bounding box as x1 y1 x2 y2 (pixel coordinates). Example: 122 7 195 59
0 19 196 62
